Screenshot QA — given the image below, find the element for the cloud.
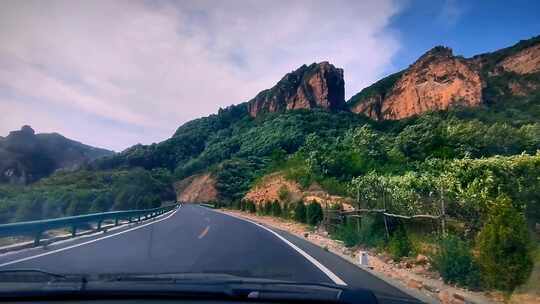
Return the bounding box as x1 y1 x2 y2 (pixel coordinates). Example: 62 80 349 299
0 0 401 151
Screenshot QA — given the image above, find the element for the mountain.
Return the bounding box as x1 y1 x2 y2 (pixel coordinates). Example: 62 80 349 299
247 62 345 117
0 125 114 184
90 35 540 202
347 36 540 120
2 35 539 226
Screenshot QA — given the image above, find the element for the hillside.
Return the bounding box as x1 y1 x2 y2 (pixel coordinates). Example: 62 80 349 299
0 125 114 184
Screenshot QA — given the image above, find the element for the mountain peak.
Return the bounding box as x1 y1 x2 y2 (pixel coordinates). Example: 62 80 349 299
247 62 345 117
20 125 35 135
421 45 453 58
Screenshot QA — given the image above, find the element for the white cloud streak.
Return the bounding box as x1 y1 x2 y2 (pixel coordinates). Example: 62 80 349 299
0 0 401 151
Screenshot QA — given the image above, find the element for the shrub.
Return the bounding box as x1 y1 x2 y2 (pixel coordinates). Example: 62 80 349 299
476 197 533 292
388 226 412 261
90 194 114 213
245 200 257 213
263 201 272 215
278 185 290 201
271 200 282 216
333 218 360 247
281 203 291 219
306 201 323 226
14 198 43 221
293 201 306 223
433 234 481 289
358 215 386 248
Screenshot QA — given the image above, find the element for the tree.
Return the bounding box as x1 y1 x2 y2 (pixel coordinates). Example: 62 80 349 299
306 201 323 226
433 234 480 289
90 194 113 213
476 196 533 292
293 201 306 223
271 200 282 216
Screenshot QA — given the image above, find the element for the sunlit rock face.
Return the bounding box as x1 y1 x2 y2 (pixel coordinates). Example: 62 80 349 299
351 47 483 120
498 43 540 75
349 37 540 121
247 62 345 117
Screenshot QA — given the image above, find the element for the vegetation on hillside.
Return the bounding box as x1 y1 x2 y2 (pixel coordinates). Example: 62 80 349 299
0 168 175 223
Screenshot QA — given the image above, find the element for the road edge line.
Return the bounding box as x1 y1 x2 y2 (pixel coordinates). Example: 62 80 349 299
209 208 347 286
213 209 435 304
0 206 181 268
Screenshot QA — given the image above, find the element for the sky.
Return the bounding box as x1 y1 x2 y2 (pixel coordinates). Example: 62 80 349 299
0 0 539 151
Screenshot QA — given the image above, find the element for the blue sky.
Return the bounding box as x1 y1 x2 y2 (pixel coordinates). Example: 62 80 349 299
389 0 540 73
0 0 538 151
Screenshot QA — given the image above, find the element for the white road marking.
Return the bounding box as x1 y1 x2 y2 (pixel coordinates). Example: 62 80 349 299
210 208 347 286
198 225 210 239
0 207 180 268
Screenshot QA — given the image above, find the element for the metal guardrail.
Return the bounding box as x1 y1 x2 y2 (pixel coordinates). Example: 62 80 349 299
199 203 216 209
0 203 179 246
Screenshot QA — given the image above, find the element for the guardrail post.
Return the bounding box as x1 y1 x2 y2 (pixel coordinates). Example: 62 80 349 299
97 220 102 230
115 218 119 226
34 231 42 246
138 215 141 221
71 225 77 237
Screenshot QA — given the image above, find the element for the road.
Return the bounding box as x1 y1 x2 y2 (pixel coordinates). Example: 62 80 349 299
0 204 423 304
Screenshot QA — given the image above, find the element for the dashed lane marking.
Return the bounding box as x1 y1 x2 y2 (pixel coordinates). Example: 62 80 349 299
198 226 210 239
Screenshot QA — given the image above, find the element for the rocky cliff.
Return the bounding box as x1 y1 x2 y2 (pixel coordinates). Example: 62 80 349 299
349 47 483 120
247 62 345 117
0 126 114 184
498 42 540 74
348 35 540 120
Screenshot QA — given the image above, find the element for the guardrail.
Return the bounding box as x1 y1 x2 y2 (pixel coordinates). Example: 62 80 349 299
0 203 179 246
199 203 216 209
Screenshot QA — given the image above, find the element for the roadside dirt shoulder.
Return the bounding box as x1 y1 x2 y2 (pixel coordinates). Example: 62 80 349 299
220 209 510 304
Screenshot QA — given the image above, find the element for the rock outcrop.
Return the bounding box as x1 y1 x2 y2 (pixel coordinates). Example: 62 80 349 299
348 35 540 120
498 42 540 74
350 47 483 120
243 173 355 211
247 62 345 117
174 174 218 203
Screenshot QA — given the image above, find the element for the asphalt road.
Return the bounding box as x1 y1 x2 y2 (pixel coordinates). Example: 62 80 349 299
0 204 423 303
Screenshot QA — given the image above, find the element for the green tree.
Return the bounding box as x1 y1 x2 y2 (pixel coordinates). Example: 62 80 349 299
293 201 306 223
271 200 282 216
263 201 272 215
433 234 481 289
476 197 533 292
306 201 323 226
90 194 113 213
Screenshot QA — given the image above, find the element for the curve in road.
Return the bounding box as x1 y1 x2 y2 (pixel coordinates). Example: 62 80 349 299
0 204 423 303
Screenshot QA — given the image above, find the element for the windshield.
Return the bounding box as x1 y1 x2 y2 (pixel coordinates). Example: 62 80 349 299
1 1 539 304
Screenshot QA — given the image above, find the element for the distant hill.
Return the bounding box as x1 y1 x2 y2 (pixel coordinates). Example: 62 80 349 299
0 125 114 184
